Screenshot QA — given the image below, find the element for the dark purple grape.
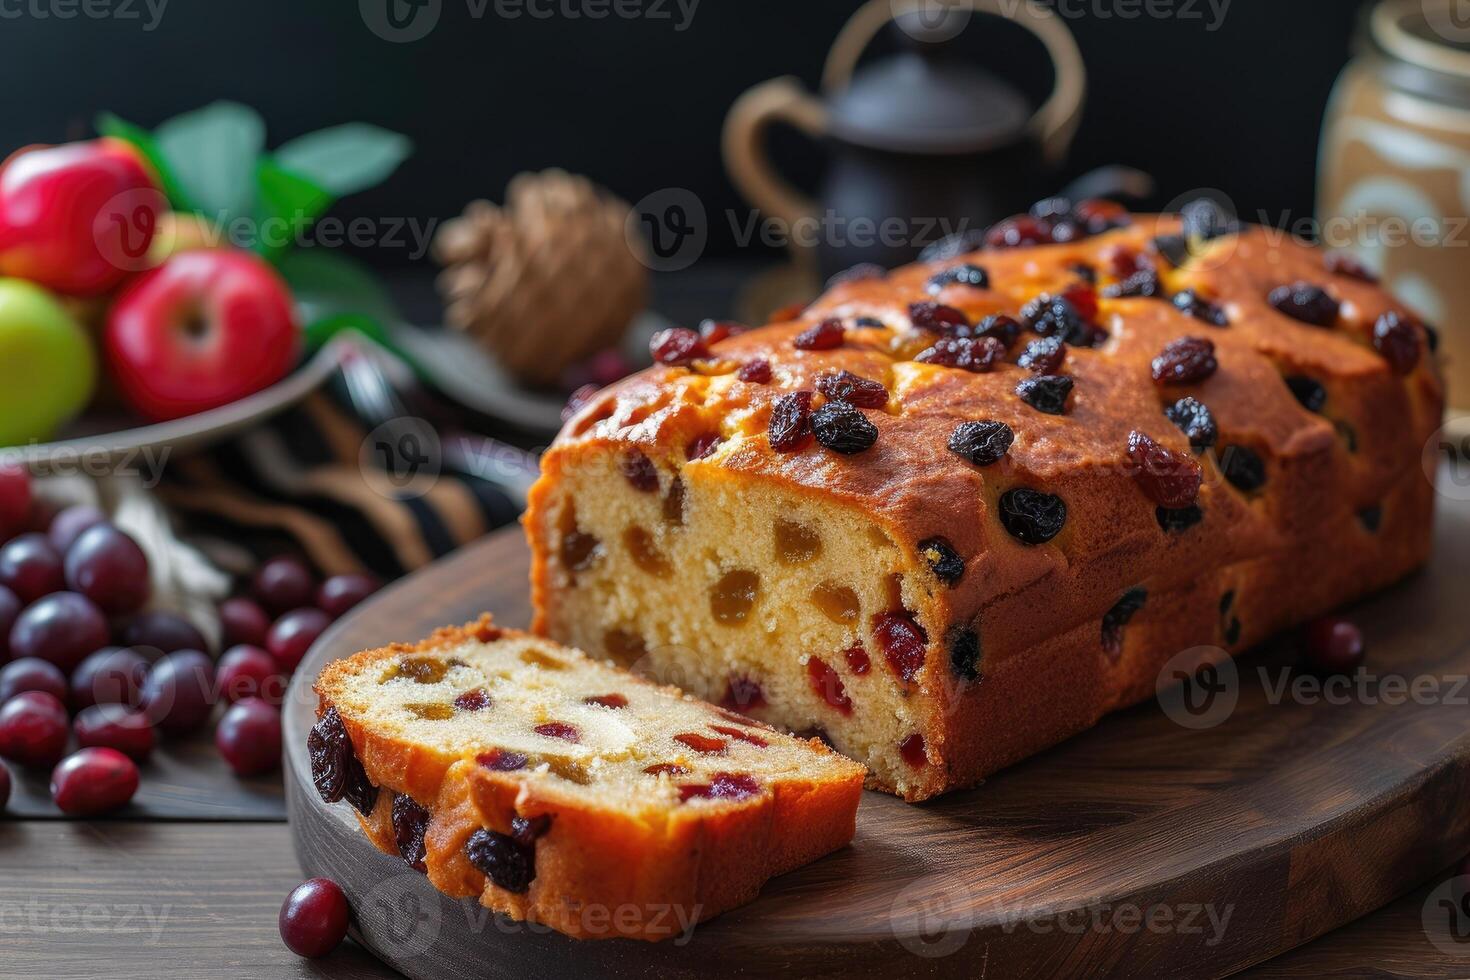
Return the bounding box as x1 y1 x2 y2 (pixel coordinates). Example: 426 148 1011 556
118 611 208 659
216 697 282 776
267 608 332 674
316 575 380 619
63 524 150 615
252 557 317 616
74 703 155 761
9 591 109 673
279 878 349 959
0 657 68 705
47 506 106 554
139 649 216 734
70 647 148 710
0 533 65 603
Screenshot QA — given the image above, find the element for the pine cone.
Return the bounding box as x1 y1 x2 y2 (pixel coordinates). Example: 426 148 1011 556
434 169 648 388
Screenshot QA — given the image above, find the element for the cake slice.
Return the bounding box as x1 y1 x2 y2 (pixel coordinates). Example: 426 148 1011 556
309 616 865 942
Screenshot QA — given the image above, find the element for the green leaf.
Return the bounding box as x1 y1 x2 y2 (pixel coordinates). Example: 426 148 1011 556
94 112 195 211
253 157 335 260
277 248 401 328
154 101 265 226
274 123 412 197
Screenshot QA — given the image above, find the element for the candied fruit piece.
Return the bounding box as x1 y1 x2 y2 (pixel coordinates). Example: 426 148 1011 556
985 215 1052 248
624 526 673 578
383 657 452 684
794 318 845 350
405 703 453 720
711 724 768 747
534 722 581 742
710 569 760 624
542 757 590 784
675 732 729 754
520 648 568 671
806 657 852 715
774 519 822 564
678 772 760 802
811 582 860 625
873 612 927 683
584 693 628 709
899 733 927 768
619 450 660 492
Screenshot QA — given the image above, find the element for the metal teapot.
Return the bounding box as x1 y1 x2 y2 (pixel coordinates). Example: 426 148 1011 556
724 0 1086 279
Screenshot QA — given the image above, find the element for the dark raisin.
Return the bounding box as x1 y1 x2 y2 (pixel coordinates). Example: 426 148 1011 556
1372 311 1422 374
1285 376 1327 413
811 401 878 454
1101 587 1147 658
908 301 970 334
915 336 1003 372
699 319 747 344
985 215 1053 248
873 611 928 683
1016 375 1073 415
855 315 887 329
1017 336 1066 373
511 814 552 846
1268 282 1339 326
1151 336 1218 384
649 327 710 366
619 450 659 492
974 313 1022 348
737 358 773 384
1156 505 1203 532
918 537 964 585
1151 234 1190 267
1102 269 1163 299
476 748 529 771
1070 262 1097 283
1225 617 1242 645
678 772 760 802
815 370 888 408
1220 444 1267 491
998 488 1067 544
465 828 535 893
947 626 981 681
1021 294 1083 338
1324 252 1377 282
1181 198 1238 242
307 707 378 816
454 688 491 711
1126 430 1202 508
686 433 721 461
806 657 852 715
1164 396 1218 450
392 793 431 872
794 318 845 350
826 263 886 288
927 264 989 293
1359 506 1382 532
948 420 1014 466
1172 289 1229 326
768 390 814 452
918 228 989 263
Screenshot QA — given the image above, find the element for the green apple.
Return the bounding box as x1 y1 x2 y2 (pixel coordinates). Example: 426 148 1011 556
0 278 96 446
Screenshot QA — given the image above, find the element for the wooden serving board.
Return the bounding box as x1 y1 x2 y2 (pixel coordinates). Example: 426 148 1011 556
285 478 1470 980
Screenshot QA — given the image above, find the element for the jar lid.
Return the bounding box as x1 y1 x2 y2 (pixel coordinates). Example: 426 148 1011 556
1369 0 1470 102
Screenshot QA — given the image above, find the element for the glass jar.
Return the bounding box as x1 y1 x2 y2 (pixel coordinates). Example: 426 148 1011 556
1319 0 1470 410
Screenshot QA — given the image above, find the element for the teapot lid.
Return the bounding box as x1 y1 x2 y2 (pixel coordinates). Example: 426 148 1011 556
826 28 1033 155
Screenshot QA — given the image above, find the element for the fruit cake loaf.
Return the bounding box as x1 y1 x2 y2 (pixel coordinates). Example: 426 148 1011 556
525 199 1444 801
309 616 864 941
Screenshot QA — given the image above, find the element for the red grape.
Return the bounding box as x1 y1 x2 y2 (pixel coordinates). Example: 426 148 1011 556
47 505 106 553
140 649 216 734
70 646 148 709
279 878 349 958
63 524 150 615
74 703 155 761
0 533 65 603
216 644 283 705
119 611 208 658
0 464 32 539
216 697 282 775
219 596 270 648
0 691 69 768
51 747 139 815
316 574 379 619
267 608 331 674
0 657 69 704
253 557 317 616
9 591 109 672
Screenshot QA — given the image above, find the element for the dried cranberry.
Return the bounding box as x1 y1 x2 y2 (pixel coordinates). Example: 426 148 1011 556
1156 504 1204 533
1164 396 1217 451
811 402 878 455
998 488 1067 544
767 390 814 452
1101 587 1147 659
794 318 845 350
815 370 888 408
1268 282 1339 327
915 336 1003 372
1017 336 1066 373
873 612 927 683
899 733 927 768
649 327 709 366
948 627 981 681
477 748 528 771
1015 375 1073 415
699 319 747 344
974 313 1021 348
1220 444 1267 491
1125 430 1202 509
826 263 886 288
454 688 491 711
686 432 721 460
806 657 852 715
1172 289 1229 326
947 420 1013 466
1302 616 1365 674
1151 336 1217 384
534 722 580 742
678 772 760 802
675 732 729 754
710 724 767 747
392 793 431 872
1285 376 1327 413
918 537 964 584
844 644 871 675
908 301 970 334
737 358 773 384
466 828 535 893
1372 311 1422 374
619 450 660 492
926 264 989 293
583 693 628 709
1324 252 1377 282
1102 269 1163 299
985 215 1052 248
307 707 378 816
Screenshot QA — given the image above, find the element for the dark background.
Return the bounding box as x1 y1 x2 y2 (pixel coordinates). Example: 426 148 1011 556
1 0 1374 268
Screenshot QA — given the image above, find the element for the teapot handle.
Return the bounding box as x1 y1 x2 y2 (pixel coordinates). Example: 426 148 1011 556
821 0 1087 166
722 76 827 258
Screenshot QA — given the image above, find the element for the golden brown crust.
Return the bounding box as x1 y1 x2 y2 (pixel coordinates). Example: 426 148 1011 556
314 616 864 941
526 214 1444 800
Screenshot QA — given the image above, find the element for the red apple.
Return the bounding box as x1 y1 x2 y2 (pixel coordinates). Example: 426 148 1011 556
104 249 299 421
0 139 163 296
